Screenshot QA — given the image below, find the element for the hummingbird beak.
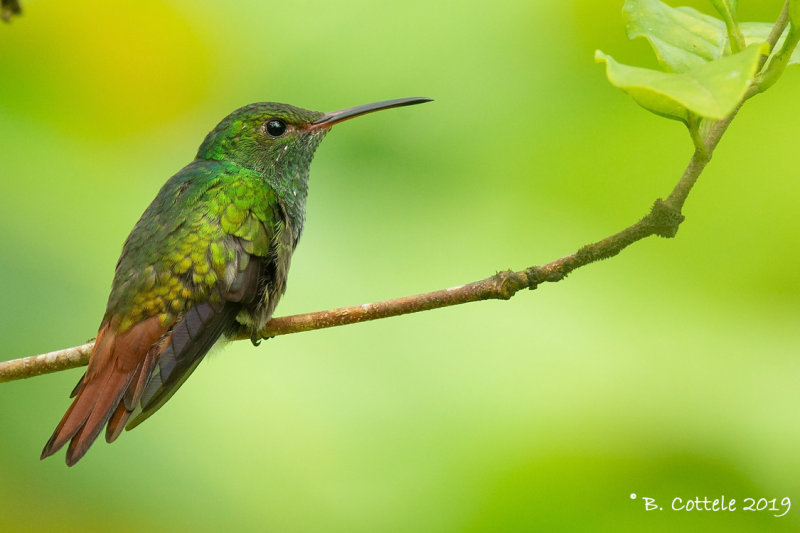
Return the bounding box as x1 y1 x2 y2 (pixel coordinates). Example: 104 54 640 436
310 97 433 128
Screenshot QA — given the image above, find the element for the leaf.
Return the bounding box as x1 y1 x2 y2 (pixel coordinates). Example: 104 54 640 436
624 0 726 72
595 43 767 122
624 0 800 72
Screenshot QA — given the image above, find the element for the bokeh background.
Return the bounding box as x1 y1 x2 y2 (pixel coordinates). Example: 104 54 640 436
1 0 798 531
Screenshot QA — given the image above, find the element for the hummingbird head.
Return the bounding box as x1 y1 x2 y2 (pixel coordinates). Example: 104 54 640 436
196 97 432 178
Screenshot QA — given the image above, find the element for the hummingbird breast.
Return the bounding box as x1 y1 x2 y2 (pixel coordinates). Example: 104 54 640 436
231 201 297 337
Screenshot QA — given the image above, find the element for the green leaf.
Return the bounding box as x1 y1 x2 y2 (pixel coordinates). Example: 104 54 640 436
623 0 800 72
624 0 726 72
595 43 767 122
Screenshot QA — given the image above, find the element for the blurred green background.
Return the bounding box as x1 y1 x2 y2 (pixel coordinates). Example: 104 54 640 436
1 0 799 531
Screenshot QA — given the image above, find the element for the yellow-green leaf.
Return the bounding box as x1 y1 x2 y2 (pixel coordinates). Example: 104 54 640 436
624 0 726 72
624 0 800 72
595 43 767 122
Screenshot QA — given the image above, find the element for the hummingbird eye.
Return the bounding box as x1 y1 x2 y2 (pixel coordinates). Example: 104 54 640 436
264 119 287 138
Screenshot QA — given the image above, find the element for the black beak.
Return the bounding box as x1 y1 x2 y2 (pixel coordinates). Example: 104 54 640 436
311 97 433 128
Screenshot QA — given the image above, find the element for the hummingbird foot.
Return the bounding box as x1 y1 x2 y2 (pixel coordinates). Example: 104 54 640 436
250 332 261 346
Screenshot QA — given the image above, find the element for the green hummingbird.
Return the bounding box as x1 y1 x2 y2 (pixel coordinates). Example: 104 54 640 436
41 97 432 466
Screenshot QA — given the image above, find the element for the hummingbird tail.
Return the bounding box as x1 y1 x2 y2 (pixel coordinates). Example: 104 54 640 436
40 316 166 466
41 253 262 465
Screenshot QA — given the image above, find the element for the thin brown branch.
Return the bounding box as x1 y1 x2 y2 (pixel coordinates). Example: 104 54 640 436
0 189 694 384
242 271 530 340
1 1 796 385
1 343 93 383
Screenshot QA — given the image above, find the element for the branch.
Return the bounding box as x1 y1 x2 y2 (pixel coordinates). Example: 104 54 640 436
1 1 795 384
0 162 714 383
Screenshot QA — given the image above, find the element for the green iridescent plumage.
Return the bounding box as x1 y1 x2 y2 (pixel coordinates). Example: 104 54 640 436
108 160 283 332
41 97 432 466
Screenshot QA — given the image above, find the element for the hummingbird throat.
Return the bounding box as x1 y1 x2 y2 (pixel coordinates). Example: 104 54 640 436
259 129 329 240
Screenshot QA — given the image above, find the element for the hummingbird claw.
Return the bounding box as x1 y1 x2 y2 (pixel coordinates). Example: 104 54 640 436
250 333 261 347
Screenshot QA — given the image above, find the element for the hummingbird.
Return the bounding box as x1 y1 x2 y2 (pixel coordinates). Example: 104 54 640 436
41 96 432 466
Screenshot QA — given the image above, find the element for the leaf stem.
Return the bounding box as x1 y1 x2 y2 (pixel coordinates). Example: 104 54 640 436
712 0 746 54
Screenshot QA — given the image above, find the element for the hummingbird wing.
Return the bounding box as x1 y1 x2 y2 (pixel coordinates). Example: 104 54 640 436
42 161 288 465
117 250 262 434
104 258 259 440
